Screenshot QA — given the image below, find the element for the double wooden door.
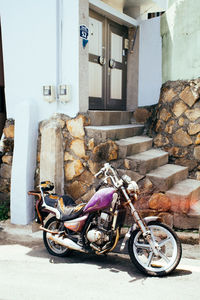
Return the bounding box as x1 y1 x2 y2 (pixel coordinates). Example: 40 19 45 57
89 11 128 110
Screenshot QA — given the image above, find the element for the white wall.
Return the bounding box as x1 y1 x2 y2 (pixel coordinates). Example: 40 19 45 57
0 0 85 224
138 17 162 106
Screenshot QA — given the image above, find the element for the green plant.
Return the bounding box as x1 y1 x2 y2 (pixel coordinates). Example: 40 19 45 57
0 202 9 220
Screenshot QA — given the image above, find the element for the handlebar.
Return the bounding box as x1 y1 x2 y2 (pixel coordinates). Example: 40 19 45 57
94 163 123 188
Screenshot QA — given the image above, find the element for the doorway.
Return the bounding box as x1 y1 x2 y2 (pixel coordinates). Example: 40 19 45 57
89 11 128 111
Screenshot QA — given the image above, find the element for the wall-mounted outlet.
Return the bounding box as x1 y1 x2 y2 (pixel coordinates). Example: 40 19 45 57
59 84 71 103
43 85 56 103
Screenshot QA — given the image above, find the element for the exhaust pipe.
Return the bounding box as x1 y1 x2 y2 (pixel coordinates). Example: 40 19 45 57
46 232 86 253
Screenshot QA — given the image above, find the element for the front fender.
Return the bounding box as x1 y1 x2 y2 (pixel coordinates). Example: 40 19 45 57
120 216 161 252
143 216 161 225
130 216 161 232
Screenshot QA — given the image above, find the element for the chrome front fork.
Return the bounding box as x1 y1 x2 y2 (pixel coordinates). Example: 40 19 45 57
120 187 160 256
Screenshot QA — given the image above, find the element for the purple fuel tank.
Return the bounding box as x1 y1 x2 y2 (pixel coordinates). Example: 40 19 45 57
83 187 116 213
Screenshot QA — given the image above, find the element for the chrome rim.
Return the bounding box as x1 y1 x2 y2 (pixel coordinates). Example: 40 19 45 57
46 220 68 255
133 224 178 273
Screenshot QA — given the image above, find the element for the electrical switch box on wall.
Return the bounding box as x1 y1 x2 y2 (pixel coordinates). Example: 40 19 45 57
59 85 71 103
43 85 56 103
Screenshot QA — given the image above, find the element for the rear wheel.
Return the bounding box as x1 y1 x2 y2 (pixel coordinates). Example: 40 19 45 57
43 216 72 257
128 221 182 276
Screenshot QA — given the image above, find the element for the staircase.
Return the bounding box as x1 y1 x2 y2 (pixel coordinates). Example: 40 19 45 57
86 111 200 230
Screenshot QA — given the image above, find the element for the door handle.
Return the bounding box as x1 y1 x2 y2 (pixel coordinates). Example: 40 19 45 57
98 56 106 66
109 59 115 69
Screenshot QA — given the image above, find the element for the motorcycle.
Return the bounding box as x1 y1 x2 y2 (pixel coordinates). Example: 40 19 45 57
28 163 182 276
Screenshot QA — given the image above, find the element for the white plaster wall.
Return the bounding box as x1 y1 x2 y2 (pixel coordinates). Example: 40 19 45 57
138 17 162 106
0 0 58 121
0 0 84 224
58 0 80 116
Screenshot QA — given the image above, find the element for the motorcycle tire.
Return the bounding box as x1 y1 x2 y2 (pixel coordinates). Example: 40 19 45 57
43 216 72 257
128 221 182 277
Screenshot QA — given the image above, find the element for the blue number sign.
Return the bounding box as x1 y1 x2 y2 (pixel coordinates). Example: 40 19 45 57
80 24 89 48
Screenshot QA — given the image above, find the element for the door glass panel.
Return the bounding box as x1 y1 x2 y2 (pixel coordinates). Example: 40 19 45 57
89 17 102 56
89 62 102 98
111 69 122 99
111 33 122 63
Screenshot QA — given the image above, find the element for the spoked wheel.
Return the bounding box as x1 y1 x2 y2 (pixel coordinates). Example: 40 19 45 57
128 221 182 277
43 216 72 257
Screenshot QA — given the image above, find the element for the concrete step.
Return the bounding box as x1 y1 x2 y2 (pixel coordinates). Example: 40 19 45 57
146 164 188 192
85 124 144 143
88 111 133 126
125 149 168 175
116 136 153 158
166 179 200 214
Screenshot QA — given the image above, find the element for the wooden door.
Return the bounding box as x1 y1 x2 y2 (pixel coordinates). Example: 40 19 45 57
89 12 128 110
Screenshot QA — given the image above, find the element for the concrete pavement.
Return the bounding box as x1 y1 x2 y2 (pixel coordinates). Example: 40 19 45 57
0 220 200 300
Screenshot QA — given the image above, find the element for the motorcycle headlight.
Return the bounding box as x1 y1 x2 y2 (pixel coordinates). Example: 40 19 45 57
127 181 139 194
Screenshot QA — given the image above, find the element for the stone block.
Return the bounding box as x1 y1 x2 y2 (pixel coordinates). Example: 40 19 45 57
175 158 197 171
194 146 200 160
2 155 12 165
178 117 185 126
134 108 150 123
147 164 188 192
92 140 118 162
126 149 168 175
70 139 86 158
173 213 200 230
172 101 187 117
149 193 171 212
88 160 102 175
185 108 200 122
162 88 176 102
154 134 169 147
66 181 88 200
78 170 95 186
64 152 74 161
66 115 85 139
188 123 200 135
164 120 175 134
0 164 12 179
160 108 171 121
117 169 144 183
179 86 198 107
65 160 84 181
158 212 173 227
173 128 192 146
3 125 14 138
40 122 64 194
88 138 95 150
195 133 200 145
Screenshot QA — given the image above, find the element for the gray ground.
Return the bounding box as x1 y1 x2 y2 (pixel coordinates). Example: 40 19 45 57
0 220 200 300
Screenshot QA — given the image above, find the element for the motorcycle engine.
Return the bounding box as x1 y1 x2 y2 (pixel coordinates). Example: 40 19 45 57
87 229 109 245
86 212 112 245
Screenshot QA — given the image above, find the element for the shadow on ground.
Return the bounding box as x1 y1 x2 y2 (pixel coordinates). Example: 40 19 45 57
0 230 192 281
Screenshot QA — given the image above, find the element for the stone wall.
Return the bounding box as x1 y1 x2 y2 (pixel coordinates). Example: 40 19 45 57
153 78 200 179
37 114 119 203
0 119 15 216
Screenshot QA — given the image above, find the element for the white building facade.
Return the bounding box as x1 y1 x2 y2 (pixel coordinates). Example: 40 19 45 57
0 0 167 224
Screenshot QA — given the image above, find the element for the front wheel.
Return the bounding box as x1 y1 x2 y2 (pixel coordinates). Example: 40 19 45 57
43 216 72 257
128 221 182 277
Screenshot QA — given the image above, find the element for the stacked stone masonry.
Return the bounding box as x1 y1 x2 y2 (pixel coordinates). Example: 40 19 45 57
37 107 200 230
0 119 14 210
153 78 200 177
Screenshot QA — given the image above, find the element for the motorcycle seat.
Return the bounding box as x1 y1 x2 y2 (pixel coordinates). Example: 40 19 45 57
58 201 86 222
44 194 86 221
